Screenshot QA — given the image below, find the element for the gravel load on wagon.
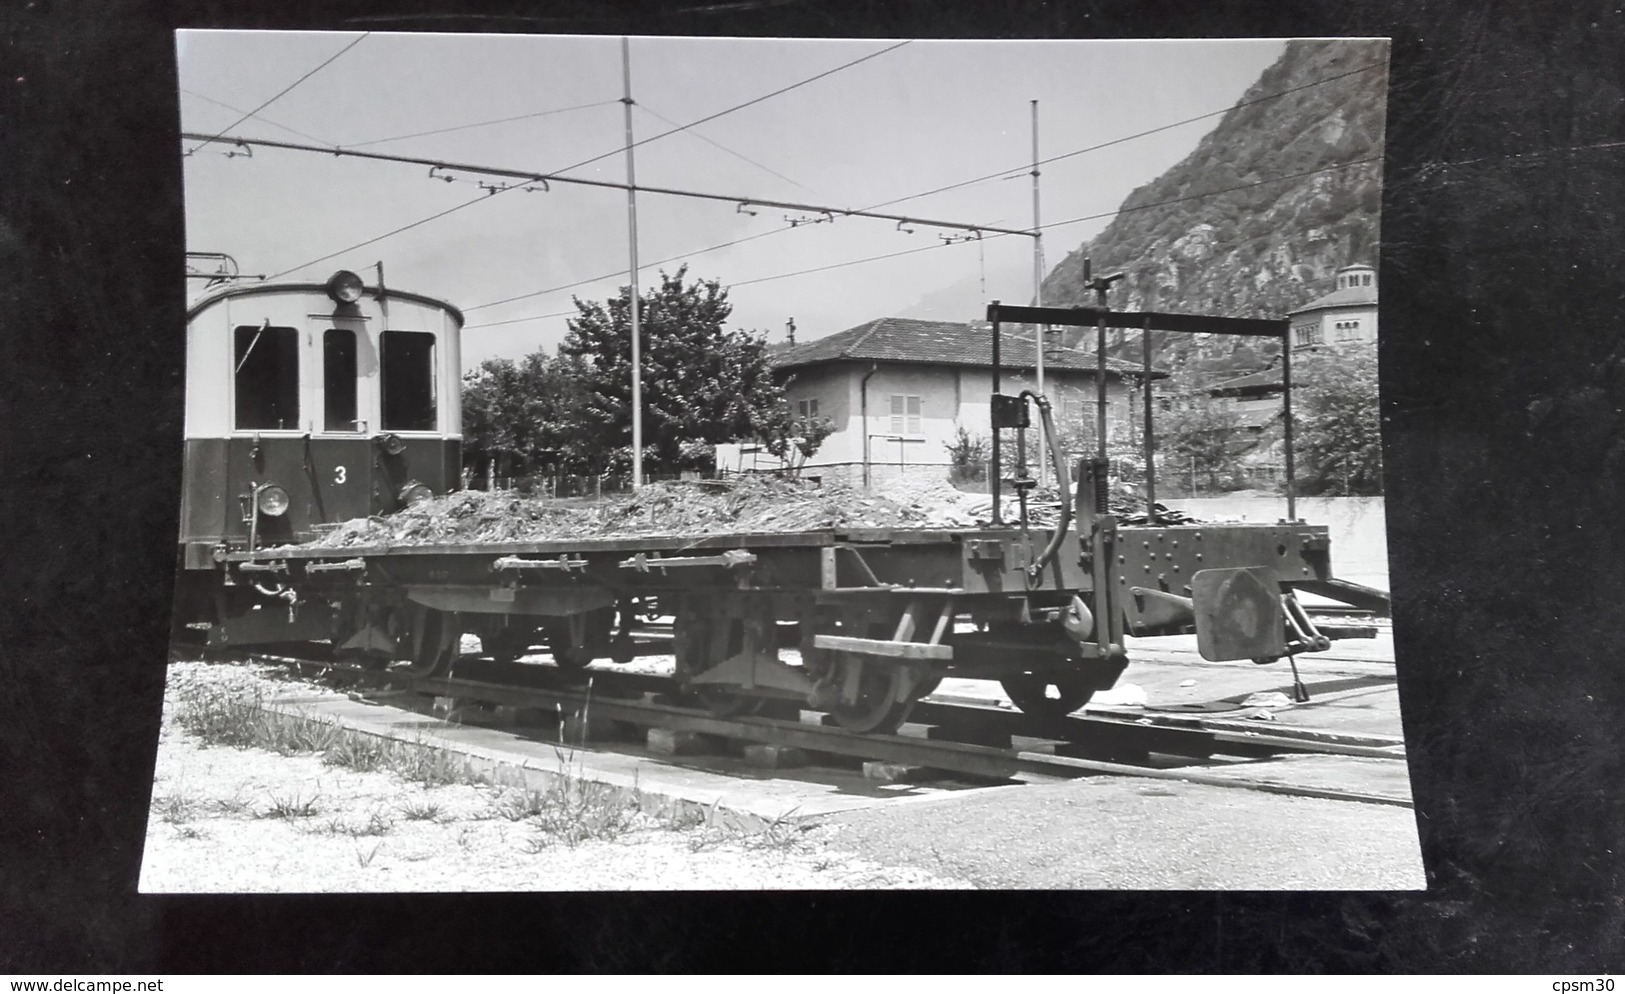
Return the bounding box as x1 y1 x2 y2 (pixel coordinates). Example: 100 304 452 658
295 475 1195 550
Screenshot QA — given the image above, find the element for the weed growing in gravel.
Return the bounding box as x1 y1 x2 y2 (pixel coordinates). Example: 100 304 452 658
684 805 808 854
516 751 643 850
211 793 254 817
261 790 321 819
174 825 208 841
394 741 477 787
154 792 199 825
173 678 339 756
396 799 444 822
321 729 392 773
306 809 394 837
260 714 341 756
743 808 807 853
174 683 267 749
355 842 383 868
494 788 550 822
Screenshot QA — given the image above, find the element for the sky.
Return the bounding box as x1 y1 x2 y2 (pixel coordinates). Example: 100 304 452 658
177 32 1291 372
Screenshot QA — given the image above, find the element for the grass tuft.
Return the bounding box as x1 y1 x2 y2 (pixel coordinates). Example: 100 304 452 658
173 680 339 756
396 798 444 822
513 751 643 850
154 792 199 825
260 790 322 820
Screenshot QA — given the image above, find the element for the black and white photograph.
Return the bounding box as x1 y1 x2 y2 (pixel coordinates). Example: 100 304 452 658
139 30 1419 893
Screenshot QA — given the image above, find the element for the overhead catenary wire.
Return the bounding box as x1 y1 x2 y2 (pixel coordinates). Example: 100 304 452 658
464 240 957 329
861 59 1388 214
178 132 1041 241
543 40 912 178
266 190 502 280
340 99 622 149
180 88 340 148
222 51 1381 307
1035 153 1382 233
185 32 370 156
461 59 1389 313
464 152 1382 328
240 42 914 280
635 101 820 196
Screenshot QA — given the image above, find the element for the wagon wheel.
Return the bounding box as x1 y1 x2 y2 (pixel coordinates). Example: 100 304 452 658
404 606 461 678
827 655 917 735
546 625 593 671
1000 671 1092 719
485 625 535 665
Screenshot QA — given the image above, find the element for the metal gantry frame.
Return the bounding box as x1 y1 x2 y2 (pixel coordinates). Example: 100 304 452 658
986 299 1294 525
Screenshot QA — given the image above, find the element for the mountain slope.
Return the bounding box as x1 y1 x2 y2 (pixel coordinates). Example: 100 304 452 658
1040 39 1388 364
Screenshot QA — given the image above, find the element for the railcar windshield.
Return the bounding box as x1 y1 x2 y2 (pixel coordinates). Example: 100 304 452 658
381 330 437 431
323 328 359 432
234 324 299 430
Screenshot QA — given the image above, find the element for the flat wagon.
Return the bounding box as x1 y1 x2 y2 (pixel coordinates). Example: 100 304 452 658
180 275 1385 733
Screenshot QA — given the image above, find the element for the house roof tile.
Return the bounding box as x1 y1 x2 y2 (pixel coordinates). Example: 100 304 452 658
1289 283 1378 314
770 316 1162 377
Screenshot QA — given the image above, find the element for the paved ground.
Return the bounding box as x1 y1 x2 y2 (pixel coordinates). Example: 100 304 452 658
804 631 1424 890
807 772 1424 889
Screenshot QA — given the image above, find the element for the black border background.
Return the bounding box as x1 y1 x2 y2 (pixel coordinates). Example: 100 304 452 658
5 0 1625 973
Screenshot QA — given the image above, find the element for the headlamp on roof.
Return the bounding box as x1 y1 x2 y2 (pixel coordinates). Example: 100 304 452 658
325 270 365 304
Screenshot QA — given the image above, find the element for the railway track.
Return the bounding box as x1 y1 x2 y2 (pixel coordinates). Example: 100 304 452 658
243 650 1412 809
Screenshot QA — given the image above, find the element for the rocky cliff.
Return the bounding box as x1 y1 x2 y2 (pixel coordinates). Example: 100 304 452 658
1040 39 1387 366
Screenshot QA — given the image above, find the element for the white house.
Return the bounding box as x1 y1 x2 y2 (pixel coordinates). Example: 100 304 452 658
722 316 1159 487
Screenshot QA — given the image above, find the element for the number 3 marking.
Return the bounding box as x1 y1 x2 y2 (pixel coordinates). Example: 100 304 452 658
334 465 347 485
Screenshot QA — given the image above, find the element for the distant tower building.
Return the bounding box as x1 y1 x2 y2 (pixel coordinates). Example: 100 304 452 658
1288 263 1378 350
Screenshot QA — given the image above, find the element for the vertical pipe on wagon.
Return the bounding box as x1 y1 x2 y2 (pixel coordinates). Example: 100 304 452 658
1283 329 1296 521
1142 314 1156 521
991 301 1002 525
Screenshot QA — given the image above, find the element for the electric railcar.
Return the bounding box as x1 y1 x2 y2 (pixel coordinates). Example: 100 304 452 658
172 270 464 644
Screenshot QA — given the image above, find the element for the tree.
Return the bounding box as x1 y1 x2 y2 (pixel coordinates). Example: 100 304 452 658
558 266 829 476
1293 345 1383 495
1154 370 1252 493
944 425 990 483
461 352 585 486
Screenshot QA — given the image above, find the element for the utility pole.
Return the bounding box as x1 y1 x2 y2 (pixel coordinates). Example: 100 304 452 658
1031 99 1048 487
622 36 644 488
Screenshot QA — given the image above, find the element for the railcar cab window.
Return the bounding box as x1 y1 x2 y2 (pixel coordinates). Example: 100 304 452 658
323 329 359 432
234 324 299 430
381 330 437 431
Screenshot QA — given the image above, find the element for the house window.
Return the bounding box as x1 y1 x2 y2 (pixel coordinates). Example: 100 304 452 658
889 394 922 435
1294 323 1322 348
323 328 359 432
1363 273 1373 286
381 330 437 431
796 398 819 419
234 324 300 430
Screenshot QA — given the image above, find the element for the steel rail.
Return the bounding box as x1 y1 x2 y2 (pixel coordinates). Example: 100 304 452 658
406 673 1412 807
248 650 1405 761
240 652 1409 805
